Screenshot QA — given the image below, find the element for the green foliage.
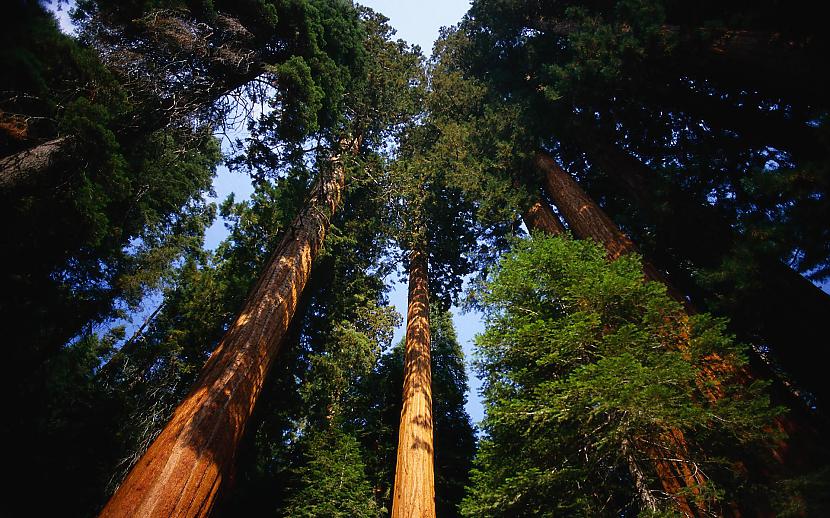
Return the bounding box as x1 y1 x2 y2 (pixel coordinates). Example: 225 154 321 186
267 56 325 141
463 235 781 516
283 427 381 518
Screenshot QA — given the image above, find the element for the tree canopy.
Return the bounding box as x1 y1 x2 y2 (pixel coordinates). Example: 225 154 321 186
0 0 828 516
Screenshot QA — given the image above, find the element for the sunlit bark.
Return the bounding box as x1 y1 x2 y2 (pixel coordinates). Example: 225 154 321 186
521 195 566 236
98 142 350 518
534 151 713 514
391 246 436 518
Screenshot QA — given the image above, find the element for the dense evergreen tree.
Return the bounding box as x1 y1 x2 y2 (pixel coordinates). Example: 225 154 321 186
464 235 783 516
282 426 381 517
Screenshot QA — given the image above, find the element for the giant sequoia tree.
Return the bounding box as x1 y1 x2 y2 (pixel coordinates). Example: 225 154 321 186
2 0 830 516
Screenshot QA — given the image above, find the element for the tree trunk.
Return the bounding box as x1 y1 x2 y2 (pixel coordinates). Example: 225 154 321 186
521 195 566 236
534 151 690 307
534 150 826 514
534 152 712 515
622 439 661 515
391 246 436 518
0 136 73 194
98 143 349 518
578 139 830 406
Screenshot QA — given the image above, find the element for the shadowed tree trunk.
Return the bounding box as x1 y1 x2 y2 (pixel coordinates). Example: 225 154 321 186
523 157 706 514
98 141 351 518
578 138 830 405
521 195 566 236
534 151 691 307
391 245 436 518
534 150 827 515
0 136 73 193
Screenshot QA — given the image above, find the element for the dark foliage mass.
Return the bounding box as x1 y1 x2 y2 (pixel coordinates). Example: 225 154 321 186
0 0 828 516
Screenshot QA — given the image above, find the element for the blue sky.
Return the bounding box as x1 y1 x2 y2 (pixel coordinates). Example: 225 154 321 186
203 0 486 421
359 0 471 53
51 0 484 422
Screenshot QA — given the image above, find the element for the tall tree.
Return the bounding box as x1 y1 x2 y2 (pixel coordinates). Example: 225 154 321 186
349 308 476 518
391 241 436 518
100 141 352 517
456 0 830 408
101 6 426 514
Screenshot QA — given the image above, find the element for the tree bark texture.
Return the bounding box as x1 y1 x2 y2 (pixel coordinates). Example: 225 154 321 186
98 146 348 518
579 139 830 406
521 196 566 236
391 247 436 518
0 136 72 194
534 151 690 306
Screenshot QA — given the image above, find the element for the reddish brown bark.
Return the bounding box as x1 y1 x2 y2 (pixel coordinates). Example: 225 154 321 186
578 138 830 406
98 145 349 518
534 151 690 307
522 196 566 236
391 247 436 518
533 152 712 514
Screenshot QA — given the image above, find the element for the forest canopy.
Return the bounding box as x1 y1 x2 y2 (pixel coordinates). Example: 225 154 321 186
0 0 828 516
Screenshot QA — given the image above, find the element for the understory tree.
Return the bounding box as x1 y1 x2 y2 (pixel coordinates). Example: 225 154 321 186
464 235 783 516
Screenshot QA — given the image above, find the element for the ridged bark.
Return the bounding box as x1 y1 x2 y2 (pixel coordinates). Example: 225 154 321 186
522 196 566 236
534 152 690 307
391 247 436 518
98 145 349 518
0 136 72 194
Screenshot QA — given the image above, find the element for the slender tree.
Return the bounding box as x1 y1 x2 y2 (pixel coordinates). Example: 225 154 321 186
391 241 436 518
